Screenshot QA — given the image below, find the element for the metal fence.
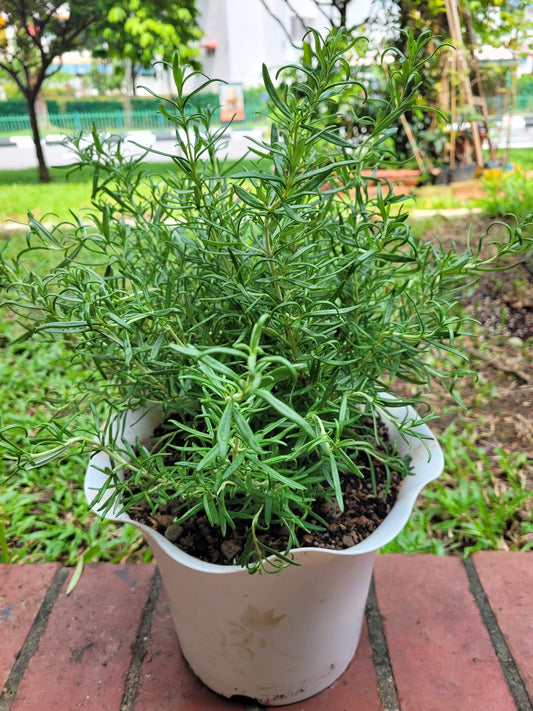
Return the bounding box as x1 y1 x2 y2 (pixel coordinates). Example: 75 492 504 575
0 110 184 136
2 95 531 138
0 102 266 137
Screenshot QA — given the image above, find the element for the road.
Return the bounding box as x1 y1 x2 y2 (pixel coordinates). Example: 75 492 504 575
1 119 533 172
0 127 266 171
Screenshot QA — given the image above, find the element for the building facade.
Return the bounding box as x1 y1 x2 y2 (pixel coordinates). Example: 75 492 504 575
196 0 371 88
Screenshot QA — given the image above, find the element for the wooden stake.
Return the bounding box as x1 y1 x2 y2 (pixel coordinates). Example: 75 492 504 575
444 0 485 169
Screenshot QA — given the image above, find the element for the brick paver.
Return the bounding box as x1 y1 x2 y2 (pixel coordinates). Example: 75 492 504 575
0 563 60 690
8 563 155 711
1 554 532 710
474 551 533 703
373 554 517 711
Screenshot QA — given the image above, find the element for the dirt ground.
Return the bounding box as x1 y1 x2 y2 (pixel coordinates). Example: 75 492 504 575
413 215 533 486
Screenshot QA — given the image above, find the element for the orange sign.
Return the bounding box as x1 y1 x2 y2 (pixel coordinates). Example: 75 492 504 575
220 84 245 123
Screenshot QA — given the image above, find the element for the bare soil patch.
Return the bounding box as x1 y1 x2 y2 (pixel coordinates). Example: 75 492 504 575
413 215 533 481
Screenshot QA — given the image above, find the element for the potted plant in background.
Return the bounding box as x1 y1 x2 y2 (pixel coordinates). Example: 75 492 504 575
1 29 531 705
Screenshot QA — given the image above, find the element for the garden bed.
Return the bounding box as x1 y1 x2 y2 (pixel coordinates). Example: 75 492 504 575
390 215 533 554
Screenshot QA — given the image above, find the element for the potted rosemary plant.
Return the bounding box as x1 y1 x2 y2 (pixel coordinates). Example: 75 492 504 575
1 29 531 705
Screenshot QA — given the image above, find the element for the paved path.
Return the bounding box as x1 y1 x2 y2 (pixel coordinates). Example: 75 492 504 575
1 552 531 710
0 128 267 170
1 121 533 171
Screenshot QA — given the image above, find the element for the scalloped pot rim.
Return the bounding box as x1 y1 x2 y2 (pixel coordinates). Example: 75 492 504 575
84 401 444 574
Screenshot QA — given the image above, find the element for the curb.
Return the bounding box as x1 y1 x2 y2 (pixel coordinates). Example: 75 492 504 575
0 208 487 236
0 126 268 149
410 207 484 219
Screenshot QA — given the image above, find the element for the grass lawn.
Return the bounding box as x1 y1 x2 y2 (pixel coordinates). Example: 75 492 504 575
505 146 533 171
0 162 173 225
2 148 533 225
0 314 149 565
0 157 273 225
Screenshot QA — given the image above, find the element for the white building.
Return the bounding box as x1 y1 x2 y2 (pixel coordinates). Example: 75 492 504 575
195 0 372 88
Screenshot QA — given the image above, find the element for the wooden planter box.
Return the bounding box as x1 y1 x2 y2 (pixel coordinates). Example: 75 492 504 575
361 169 422 187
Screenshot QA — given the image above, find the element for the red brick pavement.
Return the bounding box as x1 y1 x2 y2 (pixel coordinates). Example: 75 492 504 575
1 554 531 711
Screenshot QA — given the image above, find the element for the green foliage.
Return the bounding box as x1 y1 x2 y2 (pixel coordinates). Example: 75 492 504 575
507 148 533 172
518 75 533 93
464 0 533 49
1 29 532 572
43 98 60 115
280 25 450 165
384 427 533 555
390 0 532 55
383 0 532 165
131 96 162 111
0 2 106 94
0 77 24 100
65 99 124 114
92 0 202 71
0 99 28 115
0 317 147 564
0 98 59 115
0 161 267 223
0 0 108 180
0 91 258 124
84 61 125 96
480 167 533 220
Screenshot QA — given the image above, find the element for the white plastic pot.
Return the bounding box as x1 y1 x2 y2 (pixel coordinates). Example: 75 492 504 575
85 403 443 706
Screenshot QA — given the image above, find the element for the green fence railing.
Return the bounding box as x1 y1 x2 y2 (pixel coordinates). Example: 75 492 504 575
0 101 267 137
0 110 176 136
0 113 32 134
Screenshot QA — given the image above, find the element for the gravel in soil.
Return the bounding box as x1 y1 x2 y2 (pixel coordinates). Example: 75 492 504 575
126 424 404 566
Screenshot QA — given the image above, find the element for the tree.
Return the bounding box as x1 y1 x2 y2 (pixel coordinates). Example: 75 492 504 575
379 0 533 166
0 1 106 181
84 60 125 97
261 0 532 167
0 1 202 181
90 0 202 97
258 0 360 45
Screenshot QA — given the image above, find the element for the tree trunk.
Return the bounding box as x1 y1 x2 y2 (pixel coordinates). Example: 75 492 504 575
27 93 50 182
339 2 347 26
124 59 133 129
331 0 349 27
35 92 51 132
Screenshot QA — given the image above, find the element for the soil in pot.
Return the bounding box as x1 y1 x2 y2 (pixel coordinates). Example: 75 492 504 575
123 419 404 565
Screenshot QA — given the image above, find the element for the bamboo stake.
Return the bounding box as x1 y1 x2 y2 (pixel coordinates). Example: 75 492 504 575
399 114 438 175
444 0 484 169
450 52 457 170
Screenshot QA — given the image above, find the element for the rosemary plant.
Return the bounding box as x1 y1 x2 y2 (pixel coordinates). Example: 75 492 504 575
1 29 531 571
